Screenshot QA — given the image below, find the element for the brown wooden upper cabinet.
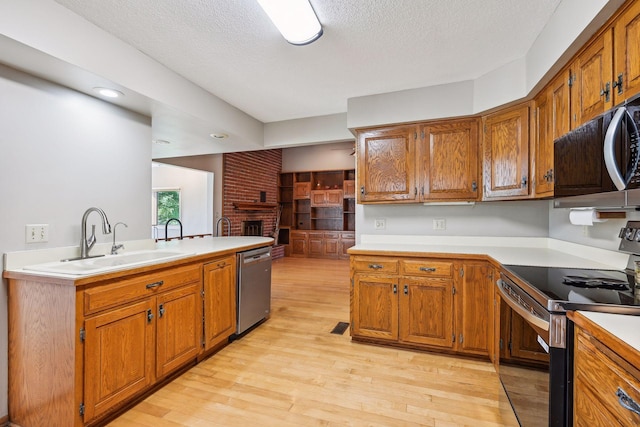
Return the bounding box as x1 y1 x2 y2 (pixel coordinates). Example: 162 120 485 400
482 103 531 200
570 28 613 127
613 0 640 105
356 125 418 203
293 181 311 199
356 120 481 203
418 119 480 201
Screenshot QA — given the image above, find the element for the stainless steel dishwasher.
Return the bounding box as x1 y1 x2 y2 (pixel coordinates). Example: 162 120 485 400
236 246 272 335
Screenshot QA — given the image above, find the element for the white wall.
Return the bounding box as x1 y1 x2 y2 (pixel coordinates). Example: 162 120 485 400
282 141 355 172
151 163 213 238
0 64 152 418
356 201 549 241
548 201 640 251
152 154 225 234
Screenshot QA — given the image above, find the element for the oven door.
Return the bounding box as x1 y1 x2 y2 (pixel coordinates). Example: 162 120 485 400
497 275 568 427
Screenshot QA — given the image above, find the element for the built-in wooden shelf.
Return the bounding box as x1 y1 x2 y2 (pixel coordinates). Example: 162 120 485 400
233 201 278 211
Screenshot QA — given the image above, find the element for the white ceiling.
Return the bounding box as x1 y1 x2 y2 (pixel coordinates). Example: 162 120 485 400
53 0 562 124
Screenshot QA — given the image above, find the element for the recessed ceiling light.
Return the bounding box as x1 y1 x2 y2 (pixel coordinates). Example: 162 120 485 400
93 87 124 98
210 133 229 139
153 139 171 145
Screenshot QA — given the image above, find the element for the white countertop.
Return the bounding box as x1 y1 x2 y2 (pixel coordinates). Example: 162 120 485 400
3 236 273 279
350 235 629 270
577 311 640 353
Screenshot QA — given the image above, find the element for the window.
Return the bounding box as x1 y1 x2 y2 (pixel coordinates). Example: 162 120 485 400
153 188 181 225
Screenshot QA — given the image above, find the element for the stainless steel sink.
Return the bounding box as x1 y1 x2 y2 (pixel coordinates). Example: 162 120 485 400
23 250 194 275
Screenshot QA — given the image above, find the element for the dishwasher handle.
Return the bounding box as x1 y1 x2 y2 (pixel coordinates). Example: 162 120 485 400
240 249 272 265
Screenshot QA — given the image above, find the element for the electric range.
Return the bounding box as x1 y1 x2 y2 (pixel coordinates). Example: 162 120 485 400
497 221 640 427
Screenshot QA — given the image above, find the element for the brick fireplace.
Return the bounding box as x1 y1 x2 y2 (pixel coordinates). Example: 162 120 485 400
222 149 281 238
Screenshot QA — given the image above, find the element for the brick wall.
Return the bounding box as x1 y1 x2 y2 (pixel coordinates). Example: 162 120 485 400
223 149 282 237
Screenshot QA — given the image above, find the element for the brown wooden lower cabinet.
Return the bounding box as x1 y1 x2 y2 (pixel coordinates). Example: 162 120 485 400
571 312 640 426
5 250 246 427
290 230 353 259
350 255 493 357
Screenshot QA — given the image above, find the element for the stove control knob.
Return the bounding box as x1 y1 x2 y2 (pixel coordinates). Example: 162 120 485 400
635 232 640 242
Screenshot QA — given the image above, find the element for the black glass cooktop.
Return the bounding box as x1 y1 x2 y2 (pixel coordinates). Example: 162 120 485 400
504 265 639 307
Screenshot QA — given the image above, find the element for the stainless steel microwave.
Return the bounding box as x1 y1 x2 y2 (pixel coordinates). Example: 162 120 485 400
554 95 640 205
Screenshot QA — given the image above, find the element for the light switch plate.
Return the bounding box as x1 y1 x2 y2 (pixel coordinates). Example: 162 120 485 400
25 224 49 243
433 219 446 230
374 218 386 230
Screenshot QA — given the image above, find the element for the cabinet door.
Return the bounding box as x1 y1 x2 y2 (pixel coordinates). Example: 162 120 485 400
293 182 311 199
343 180 356 198
613 0 640 105
419 120 479 200
458 262 493 356
571 29 613 127
325 190 343 206
308 232 324 257
156 283 201 378
84 299 155 422
533 88 554 198
357 125 417 203
482 103 531 199
310 190 327 206
290 231 308 257
203 257 236 351
352 274 398 340
399 277 454 348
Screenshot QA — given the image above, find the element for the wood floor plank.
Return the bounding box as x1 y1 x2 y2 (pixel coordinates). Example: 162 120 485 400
110 258 518 426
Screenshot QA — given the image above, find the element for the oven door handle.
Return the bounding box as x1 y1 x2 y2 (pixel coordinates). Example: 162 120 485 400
497 281 550 332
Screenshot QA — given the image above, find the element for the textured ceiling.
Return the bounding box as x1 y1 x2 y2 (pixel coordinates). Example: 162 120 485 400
54 0 562 123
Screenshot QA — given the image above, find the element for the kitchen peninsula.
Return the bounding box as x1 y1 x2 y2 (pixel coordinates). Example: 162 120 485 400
3 236 272 427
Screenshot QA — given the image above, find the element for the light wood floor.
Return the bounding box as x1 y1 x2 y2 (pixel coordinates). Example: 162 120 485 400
110 258 519 426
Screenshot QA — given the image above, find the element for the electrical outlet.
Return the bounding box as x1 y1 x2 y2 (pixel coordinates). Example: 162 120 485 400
374 218 386 230
25 224 49 243
433 218 446 230
582 225 589 236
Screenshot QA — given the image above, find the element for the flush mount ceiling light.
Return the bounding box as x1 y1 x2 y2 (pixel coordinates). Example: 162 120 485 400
257 0 323 45
93 87 124 98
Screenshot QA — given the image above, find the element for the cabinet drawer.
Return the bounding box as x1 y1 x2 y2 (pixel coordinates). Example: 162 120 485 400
400 259 453 278
575 328 640 426
352 257 398 274
84 264 201 315
323 232 339 239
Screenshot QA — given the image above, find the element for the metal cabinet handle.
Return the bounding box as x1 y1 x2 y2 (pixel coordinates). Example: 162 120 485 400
617 387 640 416
158 304 165 318
471 181 477 192
393 284 397 294
146 280 164 289
600 82 611 101
368 264 383 270
403 285 408 295
613 73 624 95
419 267 436 272
147 309 154 323
360 186 365 195
521 176 528 187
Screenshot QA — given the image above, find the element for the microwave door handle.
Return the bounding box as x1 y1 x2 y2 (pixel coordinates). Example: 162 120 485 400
604 107 628 191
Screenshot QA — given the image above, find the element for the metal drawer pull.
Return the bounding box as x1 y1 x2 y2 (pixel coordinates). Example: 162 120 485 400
419 267 436 272
368 264 383 270
617 387 640 416
146 280 164 289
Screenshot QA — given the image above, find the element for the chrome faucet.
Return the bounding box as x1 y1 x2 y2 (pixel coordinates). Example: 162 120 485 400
80 207 112 259
216 217 231 236
111 222 128 255
165 218 183 241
